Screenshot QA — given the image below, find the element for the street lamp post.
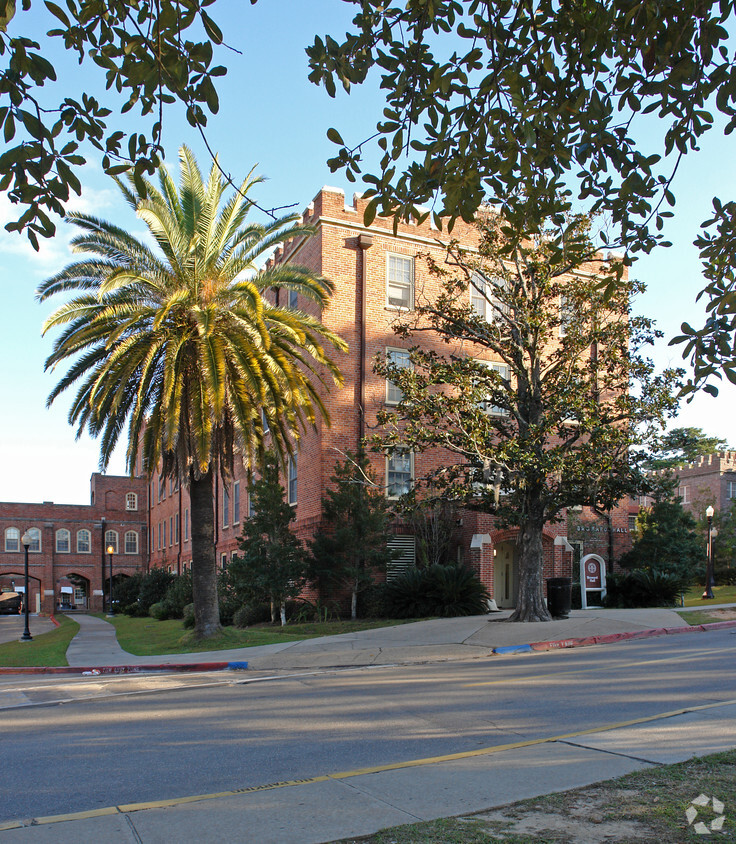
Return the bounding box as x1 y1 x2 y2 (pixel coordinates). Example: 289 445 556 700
106 544 115 617
20 531 33 642
703 505 715 600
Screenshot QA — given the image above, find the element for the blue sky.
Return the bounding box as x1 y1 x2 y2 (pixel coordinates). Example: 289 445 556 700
0 0 733 504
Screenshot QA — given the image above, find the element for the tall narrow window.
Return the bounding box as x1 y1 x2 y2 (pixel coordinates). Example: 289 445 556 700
169 516 173 545
386 254 414 309
387 450 413 498
223 486 230 527
27 528 41 552
124 531 138 554
184 508 189 541
386 348 411 405
726 480 736 499
288 455 298 505
471 273 508 322
125 492 138 511
174 513 180 544
4 527 20 552
559 293 575 337
158 522 162 550
288 289 299 309
233 481 240 524
77 529 91 553
479 360 510 416
163 520 167 548
55 529 70 553
105 530 118 553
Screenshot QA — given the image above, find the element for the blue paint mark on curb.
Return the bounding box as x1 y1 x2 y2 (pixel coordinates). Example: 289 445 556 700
493 644 533 655
227 662 249 670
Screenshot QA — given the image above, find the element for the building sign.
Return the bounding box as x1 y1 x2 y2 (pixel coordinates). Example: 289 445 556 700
579 553 606 609
585 558 602 589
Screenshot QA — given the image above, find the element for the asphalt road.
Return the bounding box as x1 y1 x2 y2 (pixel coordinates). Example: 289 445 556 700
2 629 735 825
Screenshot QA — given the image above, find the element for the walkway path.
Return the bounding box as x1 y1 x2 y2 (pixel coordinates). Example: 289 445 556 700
58 605 702 670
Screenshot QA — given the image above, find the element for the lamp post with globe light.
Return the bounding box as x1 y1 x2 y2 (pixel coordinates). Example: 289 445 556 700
703 505 715 600
106 544 115 617
20 531 33 641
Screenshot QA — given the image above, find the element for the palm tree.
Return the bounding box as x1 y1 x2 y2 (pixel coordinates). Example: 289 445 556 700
38 146 347 637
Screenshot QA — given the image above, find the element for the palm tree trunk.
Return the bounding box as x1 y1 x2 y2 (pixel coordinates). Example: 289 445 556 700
508 491 552 622
190 469 222 637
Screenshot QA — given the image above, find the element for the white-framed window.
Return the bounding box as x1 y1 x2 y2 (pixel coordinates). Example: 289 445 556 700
174 513 179 544
628 514 637 531
77 529 91 553
288 455 298 505
27 527 41 553
470 273 508 322
248 491 255 518
157 522 162 550
55 529 70 553
184 508 189 541
223 486 230 527
169 516 173 546
678 485 689 504
105 530 118 554
233 481 240 524
479 360 510 416
4 527 20 552
288 289 299 309
220 552 228 569
261 407 270 434
124 531 138 554
158 475 165 501
386 449 413 498
125 492 138 511
163 520 167 548
386 347 411 405
386 253 414 309
727 480 736 499
559 293 575 337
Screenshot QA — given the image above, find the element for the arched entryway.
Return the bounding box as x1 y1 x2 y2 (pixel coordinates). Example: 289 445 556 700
1 572 42 613
493 540 519 608
60 573 91 612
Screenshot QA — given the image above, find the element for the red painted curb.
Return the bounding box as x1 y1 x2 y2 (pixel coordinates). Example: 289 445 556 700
665 625 705 634
700 620 736 631
616 627 668 640
0 662 231 676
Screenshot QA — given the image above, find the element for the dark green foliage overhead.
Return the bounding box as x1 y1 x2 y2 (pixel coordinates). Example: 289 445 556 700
0 0 236 246
306 0 736 391
619 499 705 584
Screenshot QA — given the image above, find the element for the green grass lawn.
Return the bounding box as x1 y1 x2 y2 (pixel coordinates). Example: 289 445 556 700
682 583 736 607
94 614 417 656
0 615 79 667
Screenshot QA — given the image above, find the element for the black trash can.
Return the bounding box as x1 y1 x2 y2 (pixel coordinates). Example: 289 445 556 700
546 577 572 619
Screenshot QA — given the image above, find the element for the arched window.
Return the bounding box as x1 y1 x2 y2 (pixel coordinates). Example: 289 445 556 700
124 531 138 554
26 528 41 553
105 530 118 554
55 529 70 553
4 527 20 552
77 529 91 553
125 492 138 511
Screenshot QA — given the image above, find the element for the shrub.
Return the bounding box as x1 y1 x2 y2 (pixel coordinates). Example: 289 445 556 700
116 573 143 615
137 568 175 615
357 583 389 618
160 572 193 619
149 601 168 620
182 603 195 629
604 568 688 608
384 565 489 619
233 603 270 628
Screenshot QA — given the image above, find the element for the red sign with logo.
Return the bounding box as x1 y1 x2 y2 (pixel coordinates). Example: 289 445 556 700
585 559 602 589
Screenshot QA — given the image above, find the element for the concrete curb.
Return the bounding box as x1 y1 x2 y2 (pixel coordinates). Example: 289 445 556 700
0 661 248 676
495 620 736 655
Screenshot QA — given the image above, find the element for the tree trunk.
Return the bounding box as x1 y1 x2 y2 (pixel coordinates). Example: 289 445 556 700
508 493 552 622
190 469 222 637
280 603 287 626
351 580 358 621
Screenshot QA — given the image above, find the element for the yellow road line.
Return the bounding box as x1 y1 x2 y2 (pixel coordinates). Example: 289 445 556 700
5 696 736 831
464 646 731 687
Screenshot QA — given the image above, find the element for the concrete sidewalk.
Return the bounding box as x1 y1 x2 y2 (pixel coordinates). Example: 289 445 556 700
60 605 700 671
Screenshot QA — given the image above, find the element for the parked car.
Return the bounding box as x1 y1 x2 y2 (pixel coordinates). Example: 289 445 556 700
0 591 22 615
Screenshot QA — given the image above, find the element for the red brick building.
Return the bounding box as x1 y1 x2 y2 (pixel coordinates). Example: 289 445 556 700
0 474 148 614
3 187 636 616
144 187 633 606
669 452 736 517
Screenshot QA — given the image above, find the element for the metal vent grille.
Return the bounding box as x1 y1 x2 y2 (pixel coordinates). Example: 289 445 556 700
387 535 416 580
